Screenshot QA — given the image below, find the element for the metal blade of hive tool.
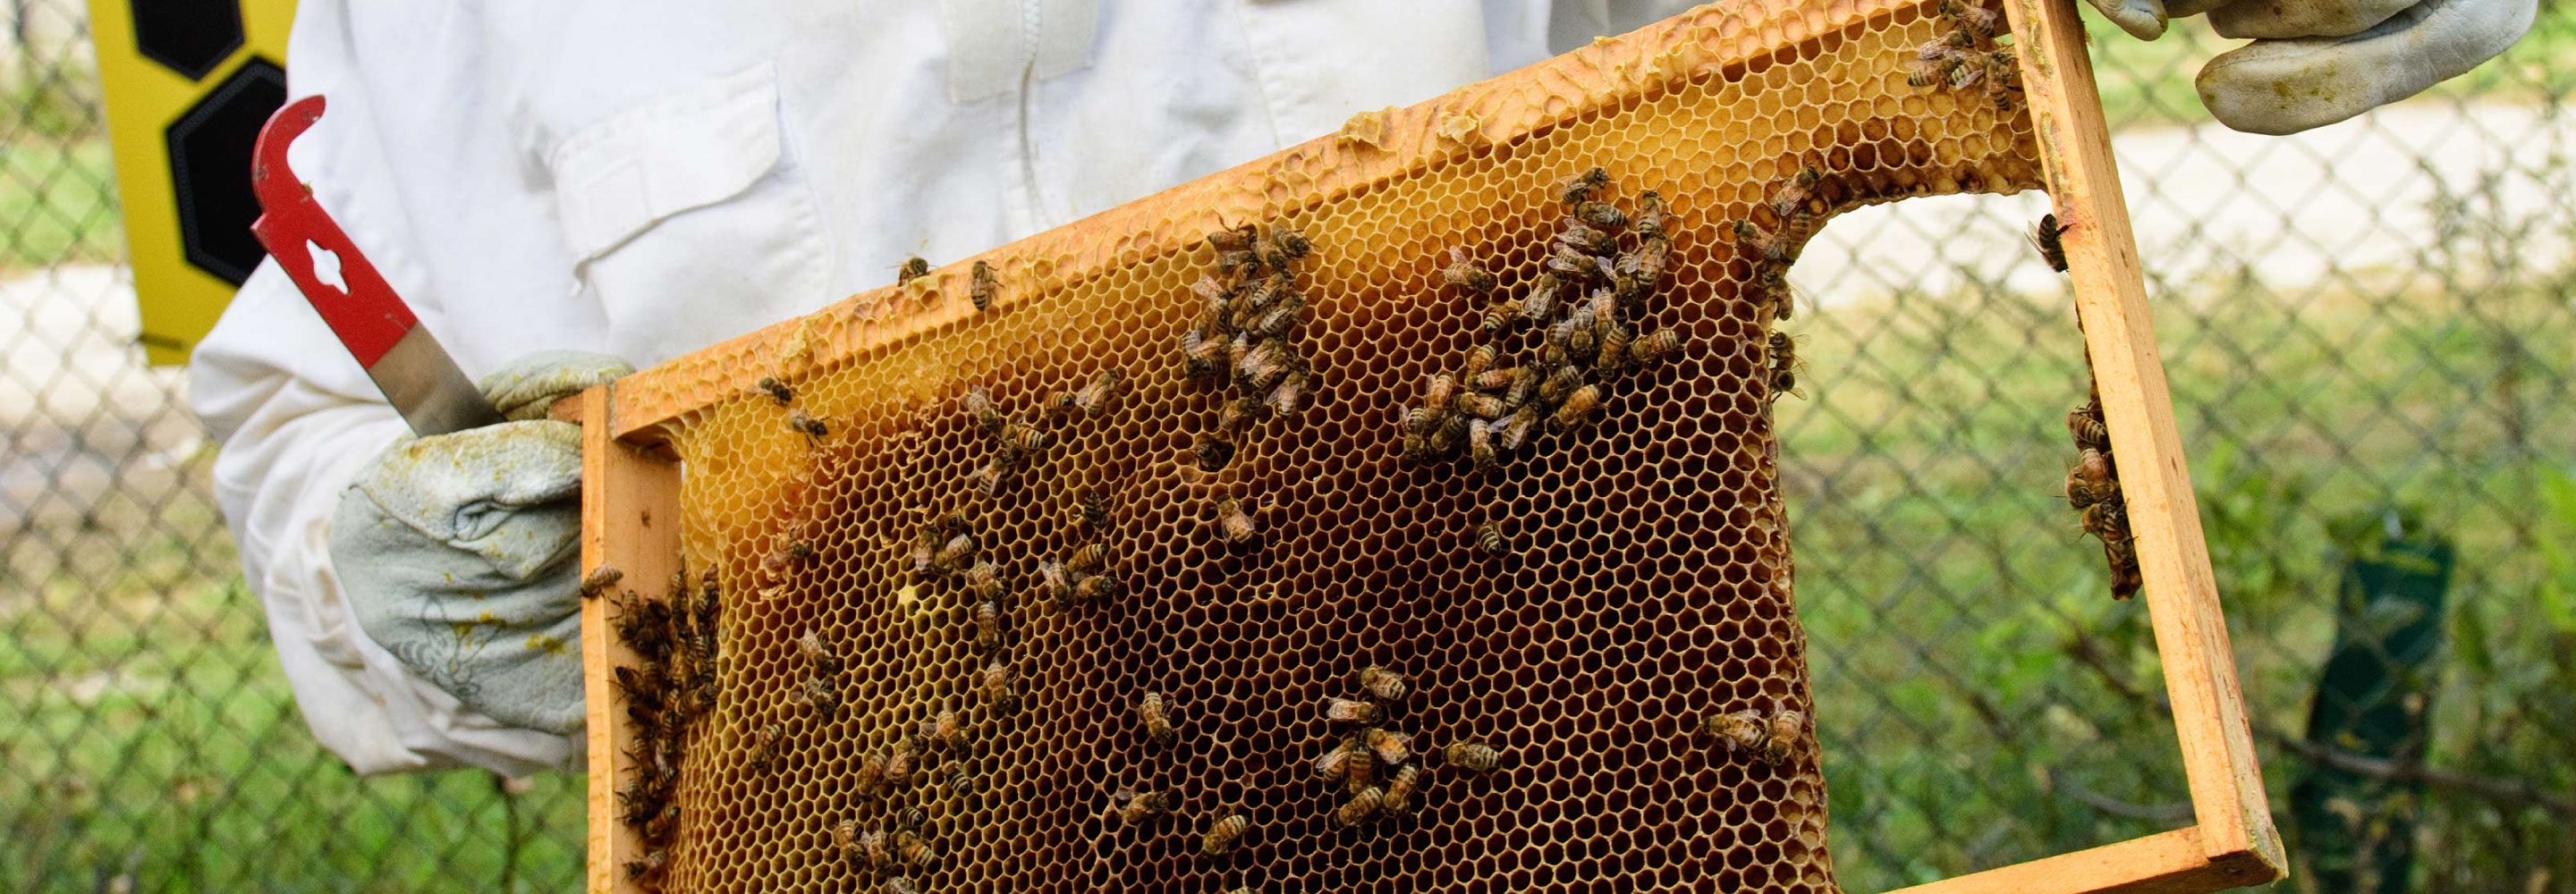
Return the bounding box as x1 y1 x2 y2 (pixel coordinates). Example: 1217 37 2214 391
249 95 503 436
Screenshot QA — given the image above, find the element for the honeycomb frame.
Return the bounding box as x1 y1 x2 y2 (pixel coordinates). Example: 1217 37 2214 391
572 0 2286 891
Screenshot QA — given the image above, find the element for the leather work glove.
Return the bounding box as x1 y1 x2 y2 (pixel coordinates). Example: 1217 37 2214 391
2083 0 2536 134
329 350 632 735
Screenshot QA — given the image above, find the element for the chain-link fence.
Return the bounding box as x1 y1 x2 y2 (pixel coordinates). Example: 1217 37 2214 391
4 3 2572 892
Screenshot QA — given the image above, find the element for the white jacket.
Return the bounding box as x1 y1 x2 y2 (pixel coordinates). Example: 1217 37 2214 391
189 0 1696 775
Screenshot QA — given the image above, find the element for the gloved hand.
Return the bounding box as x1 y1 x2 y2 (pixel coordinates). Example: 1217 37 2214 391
329 350 632 734
2083 0 2536 134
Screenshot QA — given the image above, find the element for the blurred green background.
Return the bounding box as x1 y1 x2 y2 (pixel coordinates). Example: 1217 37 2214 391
3 3 2572 892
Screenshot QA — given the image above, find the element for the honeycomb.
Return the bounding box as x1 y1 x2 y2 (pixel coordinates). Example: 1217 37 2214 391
603 0 2048 891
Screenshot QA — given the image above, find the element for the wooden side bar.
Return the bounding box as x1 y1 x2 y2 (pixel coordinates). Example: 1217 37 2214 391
1887 829 2281 894
2004 0 2285 880
580 384 683 894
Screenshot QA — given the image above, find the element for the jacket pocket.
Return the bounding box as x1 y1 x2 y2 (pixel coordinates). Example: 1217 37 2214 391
547 62 829 365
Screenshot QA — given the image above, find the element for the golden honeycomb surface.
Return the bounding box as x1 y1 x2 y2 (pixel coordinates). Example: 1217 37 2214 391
613 1 2045 891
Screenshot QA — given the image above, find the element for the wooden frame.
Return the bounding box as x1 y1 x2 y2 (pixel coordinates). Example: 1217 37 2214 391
573 0 2285 890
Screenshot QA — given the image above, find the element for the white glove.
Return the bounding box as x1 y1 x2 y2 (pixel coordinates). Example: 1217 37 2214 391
2086 0 2537 134
328 351 631 734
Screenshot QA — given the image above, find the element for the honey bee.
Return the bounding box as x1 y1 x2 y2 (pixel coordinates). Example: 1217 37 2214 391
1363 728 1413 764
1538 366 1584 406
1382 763 1424 818
1467 417 1498 472
1734 218 1790 266
1114 789 1173 825
1139 690 1179 745
1767 705 1807 763
1036 558 1076 607
981 660 1019 712
1073 573 1123 604
1249 298 1303 340
1467 367 1518 392
1572 200 1628 232
1066 542 1107 575
885 736 919 786
1234 340 1292 392
1182 326 1230 381
1596 321 1632 374
1479 294 1527 334
747 723 784 773
1519 272 1563 322
623 850 667 882
833 817 865 868
936 533 978 571
1243 271 1296 312
1556 303 1597 359
1549 384 1603 433
1556 221 1618 257
1767 331 1803 400
1444 740 1502 772
2067 401 2110 451
1326 697 1381 724
754 375 794 406
795 674 843 715
1428 413 1469 458
975 599 1005 650
1357 665 1409 701
1207 218 1259 251
925 702 966 755
885 875 920 894
856 750 890 797
2081 499 2131 543
1504 367 1538 409
969 456 1014 497
1064 368 1124 417
1443 247 1497 294
579 564 623 600
1201 813 1250 856
1214 497 1259 545
962 386 1005 435
1630 327 1683 367
1942 0 2004 37
895 829 937 871
897 256 932 285
1272 224 1314 258
1267 370 1309 417
1560 166 1610 207
1335 786 1385 827
1194 433 1237 471
1002 421 1051 454
1474 522 1509 557
1073 487 1113 533
1315 740 1361 783
1633 190 1669 240
1461 344 1498 383
2107 543 2144 600
969 258 999 311
1456 392 1509 420
860 826 897 870
2029 213 2071 273
788 409 829 440
2066 449 2118 510
1419 372 1461 416
1707 708 1767 756
798 628 839 673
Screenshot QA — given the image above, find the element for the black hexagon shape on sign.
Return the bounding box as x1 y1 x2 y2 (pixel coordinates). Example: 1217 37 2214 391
131 0 244 80
165 56 285 286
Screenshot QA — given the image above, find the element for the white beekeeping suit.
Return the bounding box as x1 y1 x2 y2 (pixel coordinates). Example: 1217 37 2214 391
189 0 2527 776
188 0 1707 776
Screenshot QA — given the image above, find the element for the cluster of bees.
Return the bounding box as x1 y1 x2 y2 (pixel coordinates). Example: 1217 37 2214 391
1733 166 1836 398
1310 665 1503 831
2066 397 2141 598
1701 697 1806 766
1180 220 1318 472
1401 168 1686 474
587 562 723 885
1906 0 2022 111
822 699 972 894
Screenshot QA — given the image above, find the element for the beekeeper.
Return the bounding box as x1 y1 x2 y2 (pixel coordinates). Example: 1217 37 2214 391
189 0 2533 775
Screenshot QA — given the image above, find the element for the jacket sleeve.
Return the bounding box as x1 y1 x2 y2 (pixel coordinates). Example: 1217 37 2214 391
186 0 581 776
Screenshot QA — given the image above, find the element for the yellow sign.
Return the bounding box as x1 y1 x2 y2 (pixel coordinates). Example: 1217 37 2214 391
88 0 299 366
